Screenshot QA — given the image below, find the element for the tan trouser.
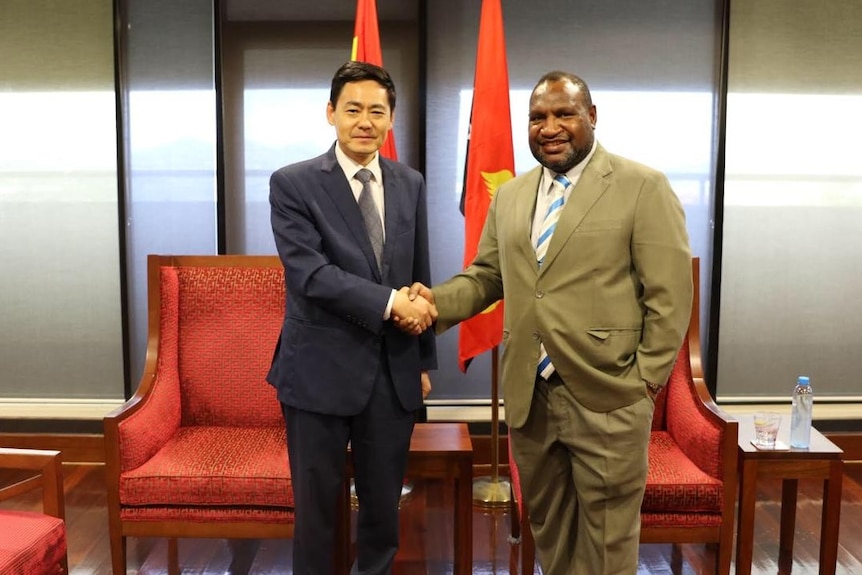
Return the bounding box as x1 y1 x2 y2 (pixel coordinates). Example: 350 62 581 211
510 376 653 575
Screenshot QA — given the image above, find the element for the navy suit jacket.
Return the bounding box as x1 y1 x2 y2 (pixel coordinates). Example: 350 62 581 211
267 144 436 416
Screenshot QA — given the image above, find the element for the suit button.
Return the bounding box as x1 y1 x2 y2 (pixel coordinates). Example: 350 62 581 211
536 290 544 298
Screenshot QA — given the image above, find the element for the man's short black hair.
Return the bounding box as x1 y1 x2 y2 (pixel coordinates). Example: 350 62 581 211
330 61 397 111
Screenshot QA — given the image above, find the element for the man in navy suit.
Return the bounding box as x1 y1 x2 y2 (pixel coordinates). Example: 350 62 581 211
268 61 437 575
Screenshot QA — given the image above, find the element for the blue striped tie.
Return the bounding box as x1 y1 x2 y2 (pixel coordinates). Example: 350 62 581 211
536 174 570 380
535 174 569 268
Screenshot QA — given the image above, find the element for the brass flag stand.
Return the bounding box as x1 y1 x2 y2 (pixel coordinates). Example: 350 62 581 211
472 346 511 507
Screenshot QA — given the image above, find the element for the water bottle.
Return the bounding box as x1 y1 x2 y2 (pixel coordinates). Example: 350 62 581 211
790 375 813 448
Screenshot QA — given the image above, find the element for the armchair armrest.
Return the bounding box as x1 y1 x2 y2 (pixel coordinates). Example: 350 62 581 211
104 263 183 475
665 340 738 482
0 448 65 519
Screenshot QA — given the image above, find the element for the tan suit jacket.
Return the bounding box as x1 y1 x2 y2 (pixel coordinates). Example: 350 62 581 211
434 143 692 428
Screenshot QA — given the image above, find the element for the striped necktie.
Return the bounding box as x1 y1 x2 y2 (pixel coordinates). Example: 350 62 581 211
536 174 570 380
355 168 383 272
535 174 570 268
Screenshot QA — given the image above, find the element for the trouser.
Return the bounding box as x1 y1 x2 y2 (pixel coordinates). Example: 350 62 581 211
509 374 654 575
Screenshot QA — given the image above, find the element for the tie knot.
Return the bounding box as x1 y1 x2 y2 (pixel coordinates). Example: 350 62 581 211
553 174 571 190
355 168 373 184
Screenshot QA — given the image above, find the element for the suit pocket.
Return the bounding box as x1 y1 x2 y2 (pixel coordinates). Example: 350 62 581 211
575 219 623 233
584 327 641 374
586 328 610 340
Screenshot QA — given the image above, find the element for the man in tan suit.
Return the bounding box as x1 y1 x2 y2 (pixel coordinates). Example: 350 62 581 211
409 71 692 574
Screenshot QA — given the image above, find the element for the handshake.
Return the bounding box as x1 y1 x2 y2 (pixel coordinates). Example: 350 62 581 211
391 282 436 335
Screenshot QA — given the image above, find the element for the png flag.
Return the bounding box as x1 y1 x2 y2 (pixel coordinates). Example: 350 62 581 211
351 0 397 160
458 0 514 372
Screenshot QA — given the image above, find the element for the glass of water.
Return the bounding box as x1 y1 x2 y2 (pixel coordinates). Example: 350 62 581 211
753 412 781 448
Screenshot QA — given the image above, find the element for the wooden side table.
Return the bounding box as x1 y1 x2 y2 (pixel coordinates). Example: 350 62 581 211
736 415 843 575
342 422 474 575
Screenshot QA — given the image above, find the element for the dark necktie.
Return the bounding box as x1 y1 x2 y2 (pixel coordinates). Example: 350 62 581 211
355 168 383 271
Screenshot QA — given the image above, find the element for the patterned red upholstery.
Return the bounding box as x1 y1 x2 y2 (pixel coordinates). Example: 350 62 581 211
120 506 294 523
0 511 66 575
120 426 292 507
115 264 288 515
665 339 722 479
104 256 296 575
174 267 284 428
642 339 725 516
642 431 722 513
0 448 67 575
116 268 182 473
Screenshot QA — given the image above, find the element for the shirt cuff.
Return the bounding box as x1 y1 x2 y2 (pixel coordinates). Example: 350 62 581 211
383 289 396 320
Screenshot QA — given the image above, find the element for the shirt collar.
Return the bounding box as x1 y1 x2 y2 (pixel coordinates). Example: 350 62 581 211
541 139 598 194
334 143 383 184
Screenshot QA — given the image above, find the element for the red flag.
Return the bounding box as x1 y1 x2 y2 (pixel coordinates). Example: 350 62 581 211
351 0 397 160
458 0 514 372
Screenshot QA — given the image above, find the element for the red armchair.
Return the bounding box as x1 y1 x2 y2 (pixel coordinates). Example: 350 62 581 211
510 258 738 575
0 448 68 575
103 255 295 575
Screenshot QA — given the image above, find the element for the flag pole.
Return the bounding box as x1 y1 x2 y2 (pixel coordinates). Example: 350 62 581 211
472 345 511 506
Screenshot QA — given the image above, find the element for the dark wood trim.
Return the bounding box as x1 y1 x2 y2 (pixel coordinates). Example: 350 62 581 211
214 0 227 254
825 432 862 461
707 0 731 395
0 434 105 464
112 0 133 400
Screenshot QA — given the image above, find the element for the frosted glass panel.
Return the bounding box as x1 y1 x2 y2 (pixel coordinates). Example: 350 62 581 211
0 0 123 399
718 0 862 400
122 0 218 389
718 91 862 399
240 86 334 254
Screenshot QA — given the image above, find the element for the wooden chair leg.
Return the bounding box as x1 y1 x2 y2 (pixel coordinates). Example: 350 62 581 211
108 523 126 575
717 527 734 575
168 538 179 575
227 539 260 574
508 495 521 543
671 543 684 574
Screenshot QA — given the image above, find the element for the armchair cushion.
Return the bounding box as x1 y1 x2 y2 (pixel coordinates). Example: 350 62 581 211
120 426 292 508
641 431 722 513
0 511 66 575
0 448 67 575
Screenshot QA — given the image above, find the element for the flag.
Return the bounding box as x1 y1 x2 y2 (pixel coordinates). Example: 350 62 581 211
458 0 514 372
351 0 397 160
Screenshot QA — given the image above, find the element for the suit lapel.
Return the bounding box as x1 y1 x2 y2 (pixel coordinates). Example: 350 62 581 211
512 167 543 272
541 145 612 273
380 160 401 281
319 147 382 281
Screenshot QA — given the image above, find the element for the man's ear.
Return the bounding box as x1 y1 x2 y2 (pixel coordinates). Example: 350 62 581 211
326 101 335 126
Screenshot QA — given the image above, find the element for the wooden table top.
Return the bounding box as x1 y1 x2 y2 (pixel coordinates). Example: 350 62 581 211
409 422 473 455
737 414 843 459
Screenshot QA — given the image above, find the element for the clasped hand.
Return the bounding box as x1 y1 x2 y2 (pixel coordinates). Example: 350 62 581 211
391 283 436 335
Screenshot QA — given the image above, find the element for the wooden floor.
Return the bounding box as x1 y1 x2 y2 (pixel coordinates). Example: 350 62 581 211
4 462 862 574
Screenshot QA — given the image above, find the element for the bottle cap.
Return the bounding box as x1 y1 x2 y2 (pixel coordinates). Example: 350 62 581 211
797 375 810 385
